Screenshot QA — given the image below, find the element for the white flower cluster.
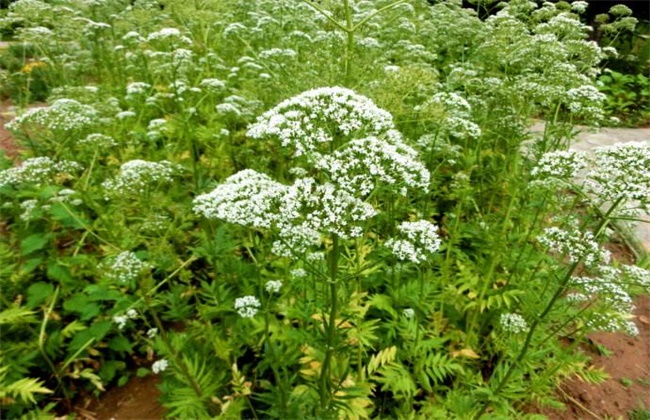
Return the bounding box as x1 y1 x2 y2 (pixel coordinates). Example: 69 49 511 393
571 1 589 13
247 87 396 157
197 88 431 257
152 358 169 374
385 220 442 263
112 308 138 330
193 170 286 229
79 133 118 148
193 171 377 257
565 85 606 117
621 265 650 291
104 251 149 284
537 226 610 267
50 188 83 206
586 313 638 336
19 199 39 222
316 136 430 196
572 266 634 313
199 78 226 91
265 280 283 294
234 295 261 318
102 160 176 196
417 92 481 139
0 157 82 188
126 81 151 96
585 142 650 214
146 27 192 45
7 99 97 132
499 313 528 334
531 150 588 179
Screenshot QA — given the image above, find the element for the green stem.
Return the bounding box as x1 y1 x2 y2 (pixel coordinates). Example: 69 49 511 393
319 235 340 412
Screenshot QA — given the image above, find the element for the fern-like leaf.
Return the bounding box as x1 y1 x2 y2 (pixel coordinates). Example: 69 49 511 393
0 377 52 404
0 307 37 325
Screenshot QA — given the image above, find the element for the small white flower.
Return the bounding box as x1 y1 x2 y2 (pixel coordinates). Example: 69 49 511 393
234 295 261 318
126 309 138 319
146 328 158 338
403 308 415 319
152 359 169 374
500 313 528 334
112 315 128 330
290 268 307 278
103 251 150 283
265 280 283 294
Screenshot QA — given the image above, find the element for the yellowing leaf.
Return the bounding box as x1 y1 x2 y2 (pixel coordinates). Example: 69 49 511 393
452 348 480 359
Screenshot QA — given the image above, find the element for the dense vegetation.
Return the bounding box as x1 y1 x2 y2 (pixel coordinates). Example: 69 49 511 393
0 0 649 418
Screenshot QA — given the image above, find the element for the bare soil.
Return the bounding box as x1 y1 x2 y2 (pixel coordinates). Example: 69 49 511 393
532 295 650 419
75 376 165 420
0 101 20 158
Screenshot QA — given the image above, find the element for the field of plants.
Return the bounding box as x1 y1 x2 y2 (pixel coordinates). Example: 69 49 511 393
1 0 649 418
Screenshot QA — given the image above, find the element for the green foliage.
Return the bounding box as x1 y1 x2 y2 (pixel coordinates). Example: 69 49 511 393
0 0 648 418
598 70 650 126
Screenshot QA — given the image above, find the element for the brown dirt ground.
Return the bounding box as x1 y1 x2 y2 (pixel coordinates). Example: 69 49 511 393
74 376 165 420
531 295 650 419
0 101 20 158
1 103 648 419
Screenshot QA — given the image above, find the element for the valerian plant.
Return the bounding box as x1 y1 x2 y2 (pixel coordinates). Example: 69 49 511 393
1 0 649 418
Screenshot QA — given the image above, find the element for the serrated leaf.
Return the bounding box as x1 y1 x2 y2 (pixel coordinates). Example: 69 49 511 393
20 234 49 256
26 282 54 308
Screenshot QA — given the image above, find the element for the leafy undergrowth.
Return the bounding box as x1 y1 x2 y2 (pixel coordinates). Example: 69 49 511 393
1 0 650 418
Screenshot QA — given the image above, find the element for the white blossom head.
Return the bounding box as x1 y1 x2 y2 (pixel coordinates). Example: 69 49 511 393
193 170 286 229
531 150 588 179
385 220 442 263
499 313 528 334
7 99 97 133
585 142 650 215
537 226 610 267
0 157 82 189
246 87 396 158
152 359 169 374
235 295 261 318
102 160 177 197
103 251 150 284
265 280 283 294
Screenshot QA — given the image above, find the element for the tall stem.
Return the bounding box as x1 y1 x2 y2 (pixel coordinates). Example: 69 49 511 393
319 235 340 412
342 0 354 84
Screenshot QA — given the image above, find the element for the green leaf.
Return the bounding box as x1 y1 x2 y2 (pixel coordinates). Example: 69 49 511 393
61 320 87 338
99 360 126 382
0 377 52 403
63 293 90 314
49 203 84 228
108 336 133 353
46 261 74 285
26 282 54 308
21 234 49 256
136 367 150 377
0 307 37 324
